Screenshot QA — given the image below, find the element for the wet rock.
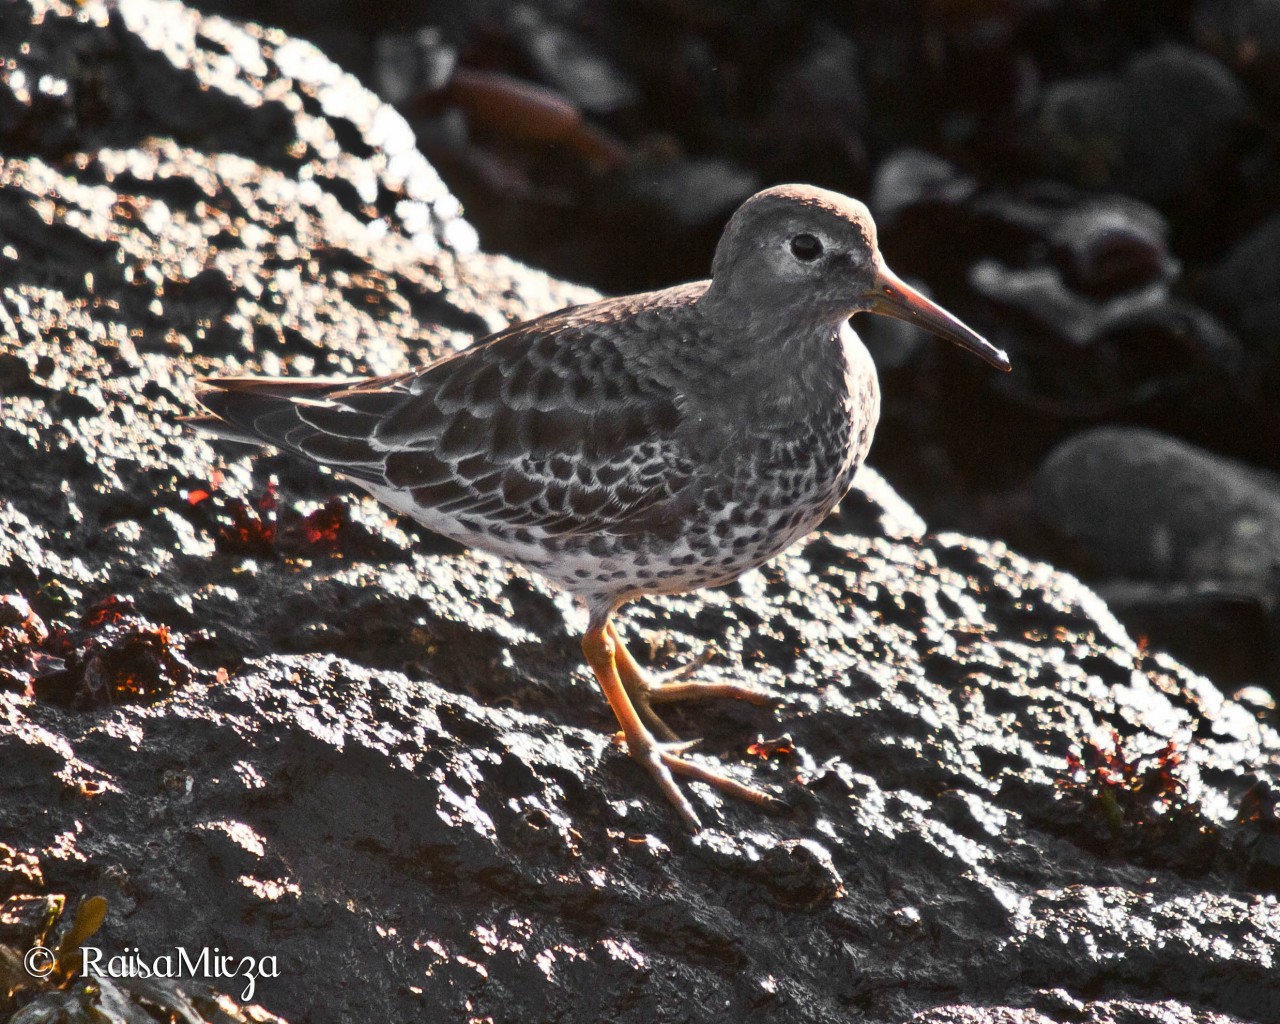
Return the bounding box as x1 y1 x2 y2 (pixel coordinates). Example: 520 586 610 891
1045 198 1178 298
1 4 1279 1024
970 261 1104 349
507 5 640 116
1204 208 1280 357
1232 777 1280 891
872 150 1181 304
870 150 1245 458
618 153 758 229
759 838 845 908
970 262 1242 415
870 148 978 234
1034 426 1280 594
1033 427 1280 680
756 26 868 183
1089 583 1273 684
971 189 1177 300
1194 0 1280 112
1032 44 1253 206
372 28 457 106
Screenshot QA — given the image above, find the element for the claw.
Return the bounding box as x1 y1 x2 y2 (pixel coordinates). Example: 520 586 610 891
635 745 703 831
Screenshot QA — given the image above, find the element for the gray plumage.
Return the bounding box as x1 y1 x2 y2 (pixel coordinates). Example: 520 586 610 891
190 184 1009 829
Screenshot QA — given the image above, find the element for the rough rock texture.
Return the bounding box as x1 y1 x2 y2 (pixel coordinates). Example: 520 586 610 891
180 0 1280 687
1 3 1279 1023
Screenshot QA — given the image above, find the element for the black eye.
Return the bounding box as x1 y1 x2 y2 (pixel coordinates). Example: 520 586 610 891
790 233 823 262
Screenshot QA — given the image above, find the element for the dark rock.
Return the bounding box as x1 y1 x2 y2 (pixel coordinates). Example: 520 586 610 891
1091 583 1273 684
1045 198 1178 298
1 4 1279 1024
868 152 1247 449
1195 0 1280 112
1032 44 1253 206
1033 427 1280 681
969 261 1102 348
619 154 759 229
372 28 457 107
0 351 33 392
874 152 1179 298
507 6 640 116
870 148 978 233
1232 777 1280 891
873 149 1181 304
1204 209 1280 357
1034 426 1280 592
970 261 1242 414
755 26 868 183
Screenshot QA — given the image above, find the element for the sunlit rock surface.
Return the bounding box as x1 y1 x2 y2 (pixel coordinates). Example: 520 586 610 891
0 3 1277 1022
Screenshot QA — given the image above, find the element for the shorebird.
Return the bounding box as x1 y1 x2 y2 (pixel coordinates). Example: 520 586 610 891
191 184 1009 830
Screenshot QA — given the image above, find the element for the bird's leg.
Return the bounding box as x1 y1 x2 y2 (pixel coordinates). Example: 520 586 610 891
606 622 681 742
607 623 778 738
582 620 780 831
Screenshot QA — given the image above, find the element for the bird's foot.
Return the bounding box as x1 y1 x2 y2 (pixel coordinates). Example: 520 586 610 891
629 675 779 743
631 737 785 832
607 626 778 742
644 646 781 704
643 675 779 707
584 622 781 831
645 644 716 685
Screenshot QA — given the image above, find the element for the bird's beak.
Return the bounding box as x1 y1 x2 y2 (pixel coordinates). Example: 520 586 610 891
865 265 1011 372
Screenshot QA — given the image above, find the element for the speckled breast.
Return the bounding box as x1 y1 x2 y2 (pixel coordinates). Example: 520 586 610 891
627 321 882 597
723 328 879 564
468 323 883 606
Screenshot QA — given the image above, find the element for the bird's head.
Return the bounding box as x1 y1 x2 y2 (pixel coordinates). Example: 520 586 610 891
708 184 1010 372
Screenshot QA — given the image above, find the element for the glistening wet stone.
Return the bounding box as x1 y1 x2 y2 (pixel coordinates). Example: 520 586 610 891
0 3 1278 1024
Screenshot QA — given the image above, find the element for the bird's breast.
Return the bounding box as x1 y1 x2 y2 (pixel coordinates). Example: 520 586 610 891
838 320 881 480
743 321 878 498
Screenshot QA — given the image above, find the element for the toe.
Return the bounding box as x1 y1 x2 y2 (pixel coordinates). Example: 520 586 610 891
634 746 702 831
660 752 783 811
652 645 716 684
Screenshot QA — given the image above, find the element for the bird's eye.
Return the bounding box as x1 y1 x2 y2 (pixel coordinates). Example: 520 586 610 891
790 233 823 262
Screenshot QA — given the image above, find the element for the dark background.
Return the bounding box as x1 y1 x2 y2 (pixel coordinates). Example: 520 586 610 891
186 0 1280 690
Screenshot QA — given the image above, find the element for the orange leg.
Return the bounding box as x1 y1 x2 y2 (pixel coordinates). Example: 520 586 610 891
606 622 778 743
583 619 781 831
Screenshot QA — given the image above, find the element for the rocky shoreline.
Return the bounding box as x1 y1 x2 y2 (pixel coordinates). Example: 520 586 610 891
0 3 1278 1022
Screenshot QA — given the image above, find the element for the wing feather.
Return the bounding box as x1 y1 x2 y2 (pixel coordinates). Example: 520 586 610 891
193 284 709 539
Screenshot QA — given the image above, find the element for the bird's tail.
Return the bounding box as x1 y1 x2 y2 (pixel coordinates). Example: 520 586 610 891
185 376 396 482
180 412 266 446
186 376 366 447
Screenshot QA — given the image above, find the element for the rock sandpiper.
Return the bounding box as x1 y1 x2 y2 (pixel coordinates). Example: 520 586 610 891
191 184 1010 829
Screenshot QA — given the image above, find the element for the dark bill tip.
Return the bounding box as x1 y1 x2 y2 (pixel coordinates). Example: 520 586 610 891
867 266 1011 372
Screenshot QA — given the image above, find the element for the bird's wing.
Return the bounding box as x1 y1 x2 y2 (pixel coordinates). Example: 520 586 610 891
192 292 703 540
